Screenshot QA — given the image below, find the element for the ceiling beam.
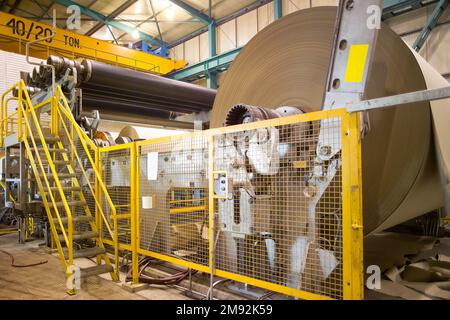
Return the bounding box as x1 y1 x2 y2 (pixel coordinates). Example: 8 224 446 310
149 0 163 42
8 0 22 14
169 47 241 82
413 0 449 51
85 0 138 36
167 0 212 25
115 4 170 43
54 0 167 48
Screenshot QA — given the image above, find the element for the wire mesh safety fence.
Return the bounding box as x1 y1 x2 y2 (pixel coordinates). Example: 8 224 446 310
137 136 210 269
120 109 363 300
100 147 133 248
213 116 344 299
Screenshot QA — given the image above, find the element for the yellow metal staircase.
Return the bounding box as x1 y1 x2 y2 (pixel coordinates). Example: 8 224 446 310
1 81 119 293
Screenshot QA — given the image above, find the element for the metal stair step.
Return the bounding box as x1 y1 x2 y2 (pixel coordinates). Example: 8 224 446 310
116 213 131 221
80 264 114 279
46 200 86 208
58 231 98 242
53 215 93 224
28 135 60 144
40 160 70 166
64 247 105 259
33 147 68 153
37 173 76 179
49 186 81 192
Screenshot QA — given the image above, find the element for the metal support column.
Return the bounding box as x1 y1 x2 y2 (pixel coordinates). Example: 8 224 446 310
413 0 448 51
207 21 218 89
274 0 282 20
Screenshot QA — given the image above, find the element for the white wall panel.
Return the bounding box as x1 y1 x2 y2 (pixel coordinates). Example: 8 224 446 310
184 37 200 65
312 0 338 7
0 50 42 115
199 32 210 61
237 10 258 47
427 23 450 75
218 20 237 54
170 44 184 61
258 3 275 31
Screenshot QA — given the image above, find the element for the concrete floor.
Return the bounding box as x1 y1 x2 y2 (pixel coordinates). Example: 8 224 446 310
0 233 189 300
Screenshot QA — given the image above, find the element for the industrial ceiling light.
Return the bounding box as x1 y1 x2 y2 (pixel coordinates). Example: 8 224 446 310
132 29 140 39
165 5 175 20
134 0 143 14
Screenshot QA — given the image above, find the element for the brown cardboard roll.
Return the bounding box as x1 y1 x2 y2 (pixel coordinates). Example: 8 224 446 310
211 7 445 234
118 125 140 141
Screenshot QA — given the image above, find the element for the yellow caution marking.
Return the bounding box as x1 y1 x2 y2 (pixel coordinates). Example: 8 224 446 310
345 44 369 83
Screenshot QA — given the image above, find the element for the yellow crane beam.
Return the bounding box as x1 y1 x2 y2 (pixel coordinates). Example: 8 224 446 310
0 12 186 75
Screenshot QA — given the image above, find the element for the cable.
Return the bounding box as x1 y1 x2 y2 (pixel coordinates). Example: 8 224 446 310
126 256 196 286
0 249 48 268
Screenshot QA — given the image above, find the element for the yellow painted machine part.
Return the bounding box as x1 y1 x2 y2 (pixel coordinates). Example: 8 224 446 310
0 12 186 75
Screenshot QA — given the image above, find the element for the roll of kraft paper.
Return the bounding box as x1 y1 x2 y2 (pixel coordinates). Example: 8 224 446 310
211 6 448 234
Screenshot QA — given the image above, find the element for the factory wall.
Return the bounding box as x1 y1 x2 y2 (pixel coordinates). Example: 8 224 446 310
0 50 41 97
170 1 450 86
0 50 42 114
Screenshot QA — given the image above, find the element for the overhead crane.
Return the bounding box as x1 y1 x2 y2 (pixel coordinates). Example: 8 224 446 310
0 11 186 75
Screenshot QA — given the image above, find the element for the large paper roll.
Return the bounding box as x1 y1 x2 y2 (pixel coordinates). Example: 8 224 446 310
211 7 446 234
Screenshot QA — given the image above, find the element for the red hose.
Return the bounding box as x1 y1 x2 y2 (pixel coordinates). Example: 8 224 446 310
0 249 48 268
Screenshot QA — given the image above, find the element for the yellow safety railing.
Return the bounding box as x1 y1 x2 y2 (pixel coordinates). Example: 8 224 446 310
0 80 120 280
15 83 73 270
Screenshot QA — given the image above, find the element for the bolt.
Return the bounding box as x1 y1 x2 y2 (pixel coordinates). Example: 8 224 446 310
346 0 354 10
319 145 332 157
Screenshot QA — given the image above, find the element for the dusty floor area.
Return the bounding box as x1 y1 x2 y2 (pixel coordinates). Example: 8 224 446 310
0 233 189 300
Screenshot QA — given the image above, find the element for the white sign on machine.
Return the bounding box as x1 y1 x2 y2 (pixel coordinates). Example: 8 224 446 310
142 152 159 209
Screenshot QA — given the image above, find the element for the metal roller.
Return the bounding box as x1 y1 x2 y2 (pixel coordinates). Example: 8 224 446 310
211 6 448 234
79 59 216 113
12 86 41 97
225 103 303 126
31 67 39 85
43 57 217 118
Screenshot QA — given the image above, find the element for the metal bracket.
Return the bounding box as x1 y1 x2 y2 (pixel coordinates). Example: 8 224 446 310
213 171 228 199
347 86 450 112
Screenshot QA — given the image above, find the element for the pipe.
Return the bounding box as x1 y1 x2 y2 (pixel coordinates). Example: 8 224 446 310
81 109 195 130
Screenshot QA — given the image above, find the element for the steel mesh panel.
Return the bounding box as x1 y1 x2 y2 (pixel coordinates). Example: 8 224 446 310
138 136 209 267
101 148 132 246
213 117 344 299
